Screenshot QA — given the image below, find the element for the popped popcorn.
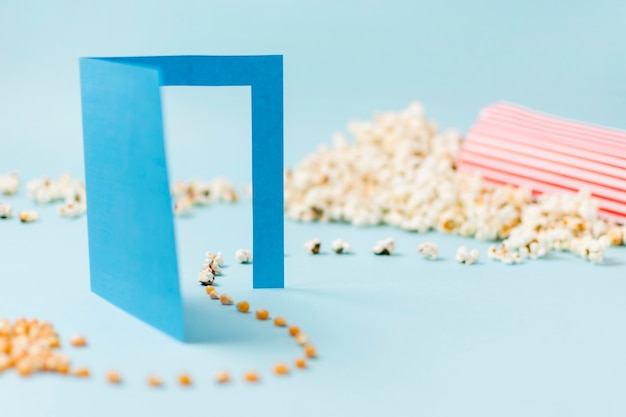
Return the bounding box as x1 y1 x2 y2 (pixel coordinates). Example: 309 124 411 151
284 103 623 263
235 249 252 264
0 202 12 219
455 246 479 264
0 172 19 195
416 242 438 260
373 238 395 255
304 238 321 254
331 238 351 254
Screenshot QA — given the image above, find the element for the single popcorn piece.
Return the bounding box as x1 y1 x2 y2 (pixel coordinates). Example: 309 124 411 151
58 202 86 219
210 251 225 267
455 246 479 264
19 210 39 223
0 172 19 195
0 202 12 219
417 242 438 260
373 238 395 255
174 195 193 216
235 249 252 264
198 268 215 286
304 238 321 254
331 238 351 254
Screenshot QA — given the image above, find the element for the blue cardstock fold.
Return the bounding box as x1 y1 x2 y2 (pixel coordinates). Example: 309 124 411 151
79 56 284 341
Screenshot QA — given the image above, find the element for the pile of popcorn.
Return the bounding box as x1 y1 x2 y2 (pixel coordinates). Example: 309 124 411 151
171 177 240 216
284 103 625 263
0 173 86 221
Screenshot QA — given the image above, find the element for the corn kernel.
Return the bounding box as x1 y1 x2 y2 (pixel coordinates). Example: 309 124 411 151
205 286 216 294
209 291 220 300
288 325 300 336
273 317 287 327
304 344 317 358
107 371 122 384
179 373 192 386
255 309 269 320
273 363 289 375
215 370 230 384
294 358 307 369
74 367 90 377
148 375 162 387
244 371 259 383
69 335 87 347
220 293 234 305
236 301 250 313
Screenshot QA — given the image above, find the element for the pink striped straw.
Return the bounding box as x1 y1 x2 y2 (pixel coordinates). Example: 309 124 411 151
458 102 626 222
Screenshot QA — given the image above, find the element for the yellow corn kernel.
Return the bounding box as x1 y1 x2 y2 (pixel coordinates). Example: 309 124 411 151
107 370 122 384
220 294 234 305
294 358 307 369
69 335 87 347
273 317 287 327
215 370 230 384
273 363 289 376
178 373 192 386
236 301 250 313
304 344 317 359
288 325 300 337
74 367 90 377
205 286 216 294
255 309 269 320
147 375 162 387
244 371 259 383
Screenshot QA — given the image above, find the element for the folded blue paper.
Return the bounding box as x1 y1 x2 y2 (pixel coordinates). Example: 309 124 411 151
79 56 284 341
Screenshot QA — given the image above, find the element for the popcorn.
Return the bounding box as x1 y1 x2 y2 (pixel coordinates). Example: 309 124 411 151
172 177 239 216
304 238 321 254
373 238 395 255
455 246 479 264
0 173 19 195
416 242 438 260
198 251 224 285
331 238 351 254
0 202 12 219
284 103 622 263
19 210 39 223
235 249 252 264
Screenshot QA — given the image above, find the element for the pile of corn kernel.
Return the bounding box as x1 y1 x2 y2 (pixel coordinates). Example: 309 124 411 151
284 103 625 263
0 318 72 376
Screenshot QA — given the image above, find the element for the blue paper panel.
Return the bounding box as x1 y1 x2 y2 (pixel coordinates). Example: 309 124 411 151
79 56 284 340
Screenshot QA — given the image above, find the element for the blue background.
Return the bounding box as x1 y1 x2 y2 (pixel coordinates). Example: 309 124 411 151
1 1 625 416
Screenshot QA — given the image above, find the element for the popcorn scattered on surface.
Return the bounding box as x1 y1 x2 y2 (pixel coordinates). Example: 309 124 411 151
331 238 351 254
198 252 224 286
304 238 321 254
0 202 12 219
284 103 624 263
455 246 480 264
373 238 395 255
172 177 239 216
235 249 252 264
19 210 39 223
0 172 19 195
417 242 438 260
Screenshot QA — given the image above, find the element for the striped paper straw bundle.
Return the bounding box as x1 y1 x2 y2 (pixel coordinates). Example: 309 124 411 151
458 102 626 222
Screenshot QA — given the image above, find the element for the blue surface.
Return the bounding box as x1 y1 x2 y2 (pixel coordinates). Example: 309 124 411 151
1 1 626 416
80 56 284 341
